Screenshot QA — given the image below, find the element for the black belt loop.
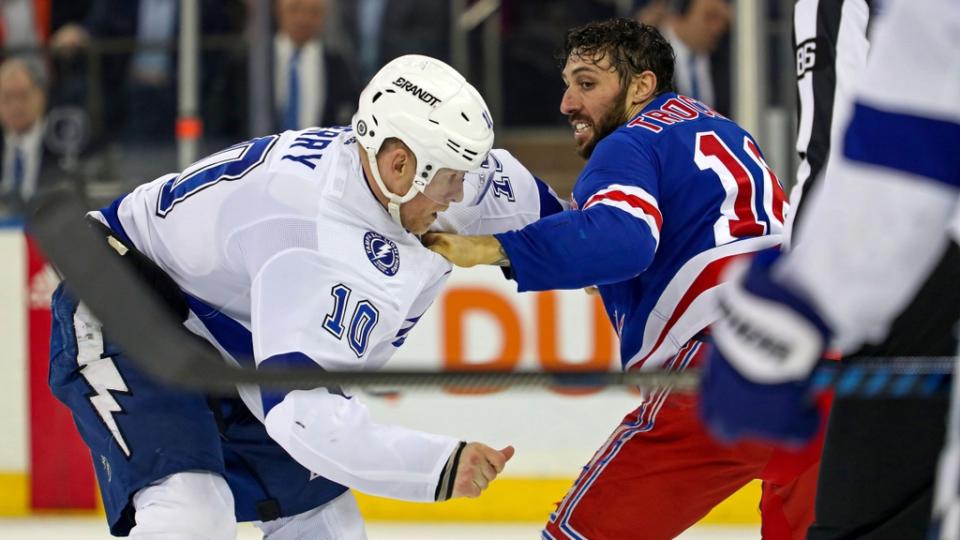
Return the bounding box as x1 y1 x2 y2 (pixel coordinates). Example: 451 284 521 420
255 499 283 522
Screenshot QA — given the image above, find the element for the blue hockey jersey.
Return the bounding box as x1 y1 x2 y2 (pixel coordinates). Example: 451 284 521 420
497 93 787 370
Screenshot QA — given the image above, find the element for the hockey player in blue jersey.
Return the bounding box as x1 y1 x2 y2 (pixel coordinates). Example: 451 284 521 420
425 18 821 539
46 55 563 539
697 0 960 537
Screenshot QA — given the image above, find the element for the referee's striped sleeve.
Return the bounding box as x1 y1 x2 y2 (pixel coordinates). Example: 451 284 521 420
789 0 874 241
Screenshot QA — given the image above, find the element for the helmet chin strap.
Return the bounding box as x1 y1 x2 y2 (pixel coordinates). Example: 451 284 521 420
365 150 420 228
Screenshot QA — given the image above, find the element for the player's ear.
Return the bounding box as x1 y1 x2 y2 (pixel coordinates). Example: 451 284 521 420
387 146 416 191
630 70 657 105
380 146 403 177
398 148 414 177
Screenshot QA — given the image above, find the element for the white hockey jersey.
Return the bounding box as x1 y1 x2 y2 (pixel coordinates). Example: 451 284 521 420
780 0 960 353
91 127 556 502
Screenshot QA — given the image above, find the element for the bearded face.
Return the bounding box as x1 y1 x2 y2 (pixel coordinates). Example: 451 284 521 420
560 52 631 159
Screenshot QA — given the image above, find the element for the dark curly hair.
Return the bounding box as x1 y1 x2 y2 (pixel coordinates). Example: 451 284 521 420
560 18 676 96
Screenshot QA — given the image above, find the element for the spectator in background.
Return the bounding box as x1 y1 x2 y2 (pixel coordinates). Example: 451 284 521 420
632 0 670 26
44 3 92 129
339 0 452 82
274 0 359 130
208 0 360 140
501 0 618 126
0 58 68 214
656 0 731 115
47 0 243 143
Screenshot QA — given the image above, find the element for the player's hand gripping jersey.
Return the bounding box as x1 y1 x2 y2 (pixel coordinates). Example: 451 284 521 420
89 127 559 502
497 93 788 371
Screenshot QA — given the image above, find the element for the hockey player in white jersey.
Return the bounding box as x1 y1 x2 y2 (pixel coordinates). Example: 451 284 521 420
698 0 960 537
47 55 560 539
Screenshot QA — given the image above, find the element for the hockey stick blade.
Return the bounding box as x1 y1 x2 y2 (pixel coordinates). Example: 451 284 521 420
25 188 699 393
25 188 955 397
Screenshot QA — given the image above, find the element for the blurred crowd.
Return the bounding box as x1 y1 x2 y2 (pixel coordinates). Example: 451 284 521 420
0 0 741 219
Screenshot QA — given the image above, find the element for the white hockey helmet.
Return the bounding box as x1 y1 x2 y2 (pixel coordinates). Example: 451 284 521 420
352 54 495 226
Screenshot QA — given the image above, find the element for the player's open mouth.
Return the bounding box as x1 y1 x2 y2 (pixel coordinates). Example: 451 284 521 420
573 121 592 144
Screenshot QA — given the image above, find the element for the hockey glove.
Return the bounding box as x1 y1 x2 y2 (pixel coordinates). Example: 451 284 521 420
701 249 831 446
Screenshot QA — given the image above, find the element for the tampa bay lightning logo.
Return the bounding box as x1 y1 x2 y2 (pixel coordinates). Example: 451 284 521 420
363 231 399 276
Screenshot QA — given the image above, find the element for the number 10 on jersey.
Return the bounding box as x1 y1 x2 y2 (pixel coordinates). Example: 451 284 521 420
322 284 380 358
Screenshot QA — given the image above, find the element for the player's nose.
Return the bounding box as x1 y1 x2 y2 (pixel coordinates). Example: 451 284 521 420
560 87 579 116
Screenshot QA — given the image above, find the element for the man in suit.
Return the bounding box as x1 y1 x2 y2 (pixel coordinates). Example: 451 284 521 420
48 0 243 142
657 0 731 115
0 58 67 215
338 0 452 82
273 0 359 131
208 0 360 140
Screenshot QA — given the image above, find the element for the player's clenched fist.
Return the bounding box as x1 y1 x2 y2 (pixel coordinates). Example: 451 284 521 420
453 443 515 499
435 442 515 501
421 232 509 268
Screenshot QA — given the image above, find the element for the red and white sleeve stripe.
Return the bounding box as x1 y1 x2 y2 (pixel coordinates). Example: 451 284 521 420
583 185 663 246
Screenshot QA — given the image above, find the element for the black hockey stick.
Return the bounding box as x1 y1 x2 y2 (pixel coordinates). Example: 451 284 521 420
26 188 955 397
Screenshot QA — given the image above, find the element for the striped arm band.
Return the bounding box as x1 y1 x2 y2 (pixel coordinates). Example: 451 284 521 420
434 441 467 502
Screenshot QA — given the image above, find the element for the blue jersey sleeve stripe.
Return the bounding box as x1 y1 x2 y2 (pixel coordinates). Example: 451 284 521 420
259 352 314 414
393 314 424 340
98 195 134 246
258 352 346 414
843 103 960 188
184 294 255 366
